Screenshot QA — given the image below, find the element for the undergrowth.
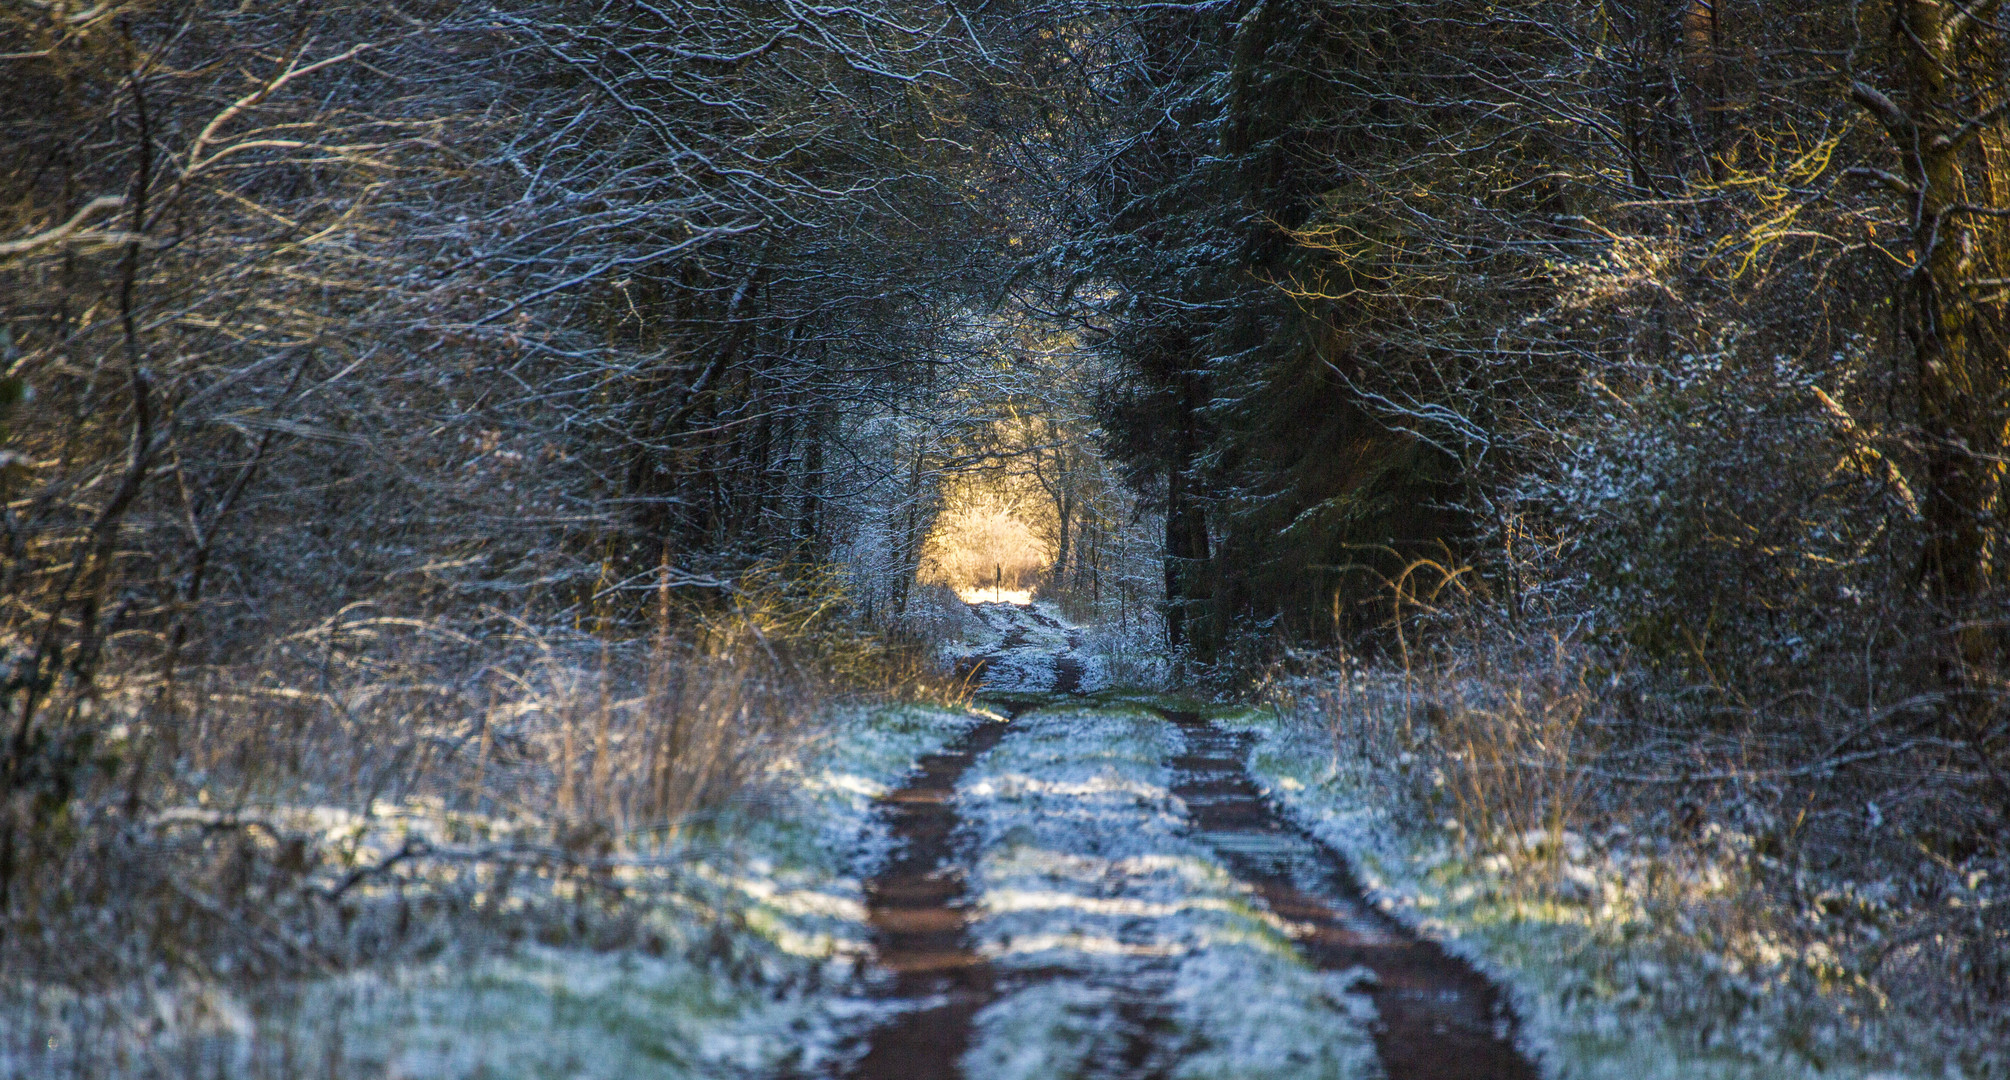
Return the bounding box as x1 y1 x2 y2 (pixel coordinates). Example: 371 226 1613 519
1254 602 2010 1077
0 565 973 1076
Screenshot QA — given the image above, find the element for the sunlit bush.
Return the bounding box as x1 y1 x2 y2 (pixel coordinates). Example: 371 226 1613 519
1519 345 1925 688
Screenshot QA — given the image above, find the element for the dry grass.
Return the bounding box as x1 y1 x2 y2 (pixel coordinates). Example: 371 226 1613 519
0 555 986 1074
1261 588 2010 1070
2 623 777 971
0 511 1010 1076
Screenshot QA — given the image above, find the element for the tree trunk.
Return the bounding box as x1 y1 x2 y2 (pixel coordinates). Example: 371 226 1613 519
1164 400 1212 654
1052 483 1073 589
1859 1 2010 639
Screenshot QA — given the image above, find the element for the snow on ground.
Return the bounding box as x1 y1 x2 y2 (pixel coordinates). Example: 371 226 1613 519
939 601 1110 694
300 701 992 1079
1210 702 1970 1080
5 702 991 1079
956 701 1382 1080
295 945 864 1079
956 587 1036 605
794 701 998 878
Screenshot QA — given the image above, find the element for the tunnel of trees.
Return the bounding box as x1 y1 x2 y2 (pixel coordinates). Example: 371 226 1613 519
4 0 2010 1026
12 0 2007 671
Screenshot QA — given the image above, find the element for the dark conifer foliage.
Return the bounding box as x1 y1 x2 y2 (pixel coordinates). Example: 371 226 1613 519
1084 0 1472 658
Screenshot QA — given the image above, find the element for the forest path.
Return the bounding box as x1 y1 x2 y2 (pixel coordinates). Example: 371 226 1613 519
846 603 1533 1080
949 601 1096 694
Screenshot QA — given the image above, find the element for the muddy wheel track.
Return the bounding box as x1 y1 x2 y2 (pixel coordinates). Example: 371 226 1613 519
846 712 1018 1079
844 604 1533 1080
1160 708 1537 1080
952 603 1090 694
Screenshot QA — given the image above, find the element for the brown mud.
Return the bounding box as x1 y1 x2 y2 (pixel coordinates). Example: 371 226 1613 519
1024 606 1087 694
1051 641 1086 694
1160 708 1538 1080
845 705 1018 1080
949 610 1028 685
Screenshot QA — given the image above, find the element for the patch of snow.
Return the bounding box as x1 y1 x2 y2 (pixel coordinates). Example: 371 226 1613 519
957 586 1035 605
964 979 1117 1080
938 602 1111 694
954 703 1380 1079
1214 703 1965 1080
3 700 991 1078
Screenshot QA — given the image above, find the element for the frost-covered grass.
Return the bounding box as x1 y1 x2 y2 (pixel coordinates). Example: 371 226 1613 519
288 945 862 1078
1211 701 1999 1080
956 701 1381 1080
1075 613 1171 690
0 701 988 1079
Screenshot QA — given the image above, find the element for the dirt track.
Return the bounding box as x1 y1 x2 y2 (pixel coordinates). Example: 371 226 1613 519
845 603 1534 1080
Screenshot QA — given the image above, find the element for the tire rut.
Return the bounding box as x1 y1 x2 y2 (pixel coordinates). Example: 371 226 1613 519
1051 637 1087 694
1024 606 1089 695
952 602 1091 694
1158 708 1537 1080
853 605 1509 1079
850 601 1086 1079
846 711 1018 1080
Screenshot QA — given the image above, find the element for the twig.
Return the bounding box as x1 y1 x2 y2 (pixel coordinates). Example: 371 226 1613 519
322 836 429 901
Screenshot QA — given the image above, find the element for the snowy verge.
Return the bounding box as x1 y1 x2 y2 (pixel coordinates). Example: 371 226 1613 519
1211 703 1970 1080
3 701 990 1079
306 701 993 1079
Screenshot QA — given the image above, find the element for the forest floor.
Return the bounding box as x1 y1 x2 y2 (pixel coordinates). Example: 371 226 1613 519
20 604 1959 1078
841 603 1952 1080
